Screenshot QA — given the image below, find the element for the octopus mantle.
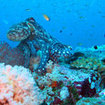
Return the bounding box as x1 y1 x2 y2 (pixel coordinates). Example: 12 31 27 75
7 17 72 75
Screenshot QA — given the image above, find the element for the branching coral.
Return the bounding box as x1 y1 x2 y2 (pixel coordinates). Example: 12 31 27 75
0 63 43 105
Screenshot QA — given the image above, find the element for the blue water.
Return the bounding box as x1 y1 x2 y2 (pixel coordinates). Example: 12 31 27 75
0 0 105 48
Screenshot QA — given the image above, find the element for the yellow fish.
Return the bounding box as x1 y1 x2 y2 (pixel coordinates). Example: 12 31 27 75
25 9 31 11
43 14 50 21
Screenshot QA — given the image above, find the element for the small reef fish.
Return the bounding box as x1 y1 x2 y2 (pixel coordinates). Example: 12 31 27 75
79 16 85 19
59 30 63 33
43 14 50 21
77 42 83 46
25 9 31 11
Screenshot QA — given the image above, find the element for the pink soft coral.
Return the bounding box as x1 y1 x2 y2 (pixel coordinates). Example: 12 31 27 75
0 63 43 105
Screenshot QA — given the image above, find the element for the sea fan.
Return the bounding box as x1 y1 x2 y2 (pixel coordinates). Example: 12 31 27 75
0 42 25 66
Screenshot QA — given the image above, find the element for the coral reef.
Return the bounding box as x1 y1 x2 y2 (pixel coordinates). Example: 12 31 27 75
0 43 104 104
0 17 104 104
33 60 101 105
70 45 105 88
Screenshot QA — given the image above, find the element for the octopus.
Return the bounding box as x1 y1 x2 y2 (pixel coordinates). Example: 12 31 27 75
7 17 73 75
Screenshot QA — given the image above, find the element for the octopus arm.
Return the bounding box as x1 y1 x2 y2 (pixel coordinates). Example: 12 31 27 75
35 44 49 75
25 40 37 56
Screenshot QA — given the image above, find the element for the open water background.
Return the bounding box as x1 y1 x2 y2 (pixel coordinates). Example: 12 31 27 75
0 0 105 48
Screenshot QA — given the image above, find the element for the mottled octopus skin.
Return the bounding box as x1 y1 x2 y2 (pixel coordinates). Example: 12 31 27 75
7 17 72 75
